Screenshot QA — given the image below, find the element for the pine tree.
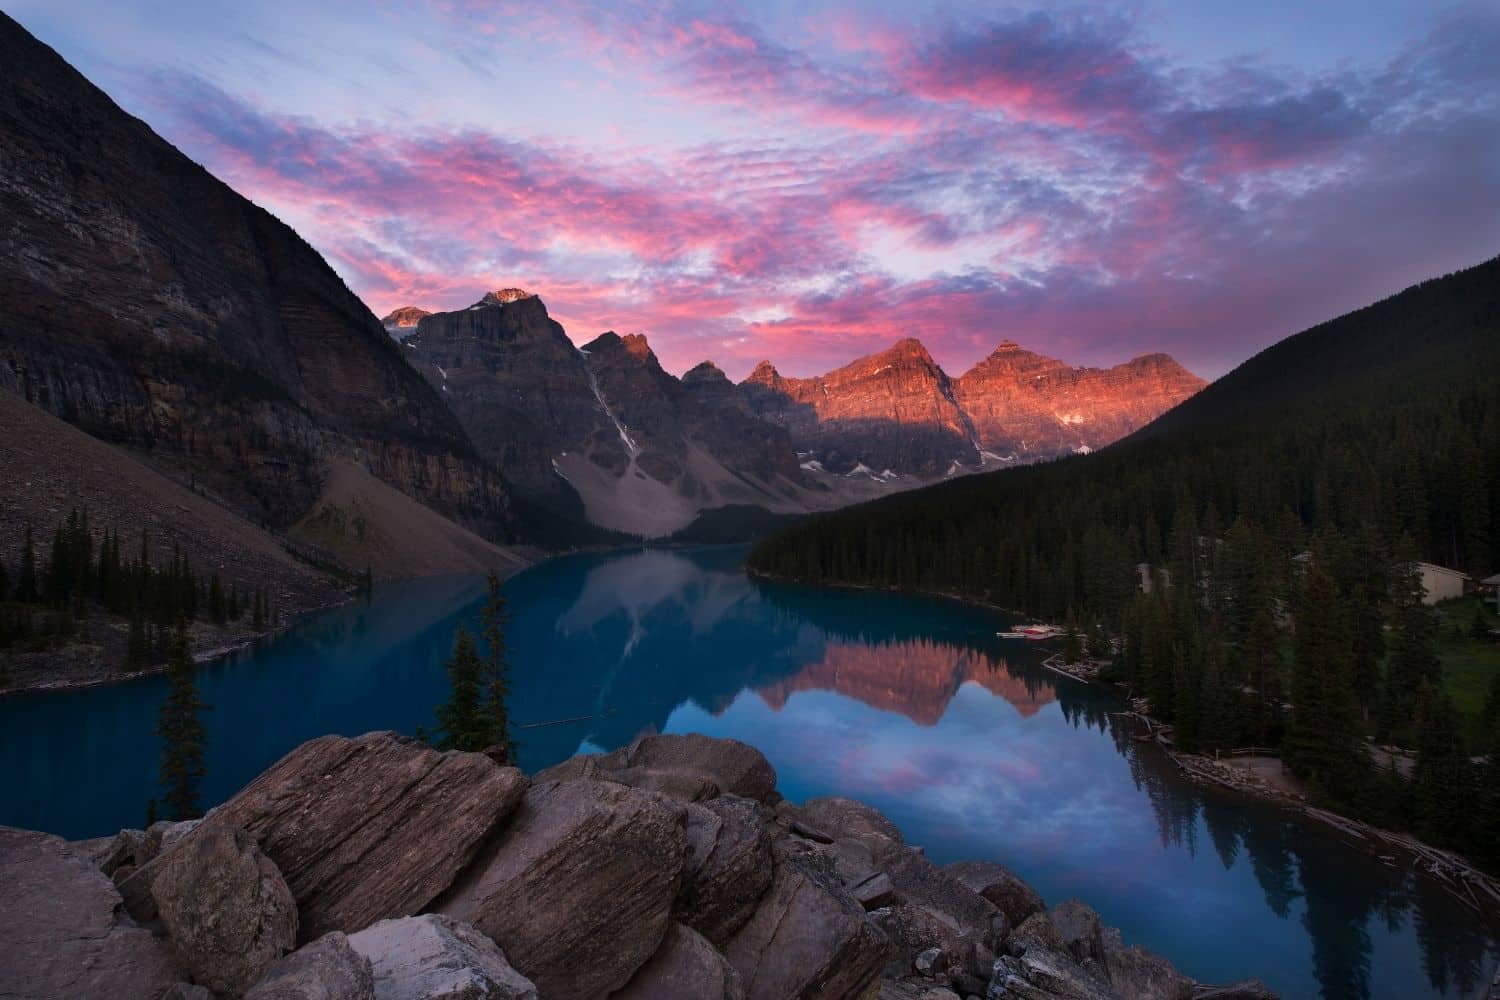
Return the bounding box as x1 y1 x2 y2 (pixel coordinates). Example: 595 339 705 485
0 551 8 602
156 616 209 820
252 590 265 631
433 627 485 752
1384 543 1441 738
1411 683 1474 848
478 571 517 762
1284 564 1365 802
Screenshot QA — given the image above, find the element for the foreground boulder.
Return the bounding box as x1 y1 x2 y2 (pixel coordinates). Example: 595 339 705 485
245 931 374 1000
348 914 536 1000
152 823 298 995
125 732 527 941
796 797 905 863
723 843 890 1000
614 922 746 1000
436 779 688 998
0 827 181 999
1049 901 1193 1000
626 733 779 804
677 796 775 947
945 859 1046 927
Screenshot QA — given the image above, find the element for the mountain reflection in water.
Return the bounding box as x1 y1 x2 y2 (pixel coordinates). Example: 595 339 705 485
1 546 1495 999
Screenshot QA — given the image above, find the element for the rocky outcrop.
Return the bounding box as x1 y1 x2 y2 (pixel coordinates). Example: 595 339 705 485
402 296 804 537
23 731 1270 1000
150 823 298 995
677 797 775 947
953 343 1205 461
723 841 891 1000
120 733 526 941
741 340 978 478
614 922 746 1000
348 914 537 1000
244 931 375 1000
0 827 181 999
0 15 510 540
380 306 431 338
737 337 1201 479
944 859 1047 928
435 779 689 998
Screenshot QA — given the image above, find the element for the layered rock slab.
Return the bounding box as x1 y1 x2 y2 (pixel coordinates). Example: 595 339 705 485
436 778 688 998
613 922 746 1000
0 826 181 999
348 914 537 1000
121 732 526 942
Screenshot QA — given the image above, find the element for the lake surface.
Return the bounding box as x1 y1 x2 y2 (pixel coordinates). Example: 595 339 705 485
2 546 1496 999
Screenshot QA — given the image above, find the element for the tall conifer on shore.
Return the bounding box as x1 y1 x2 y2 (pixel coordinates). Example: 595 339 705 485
156 615 209 820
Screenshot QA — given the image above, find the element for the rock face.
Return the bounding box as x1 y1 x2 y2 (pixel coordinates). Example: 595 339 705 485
435 779 689 998
741 339 980 478
380 306 431 338
150 823 298 995
723 843 890 1000
401 296 804 537
244 931 375 1000
952 342 1205 462
122 733 527 942
0 15 510 539
18 731 1267 1000
614 922 746 1000
678 797 775 947
0 827 181 999
743 339 1203 479
944 859 1046 928
347 914 537 1000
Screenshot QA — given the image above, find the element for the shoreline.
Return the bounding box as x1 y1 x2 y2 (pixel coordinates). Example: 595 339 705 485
747 568 1500 925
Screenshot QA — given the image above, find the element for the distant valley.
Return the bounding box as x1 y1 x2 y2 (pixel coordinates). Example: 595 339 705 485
385 294 1204 536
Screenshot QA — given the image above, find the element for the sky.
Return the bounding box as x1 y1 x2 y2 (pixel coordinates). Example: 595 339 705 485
11 1 1500 380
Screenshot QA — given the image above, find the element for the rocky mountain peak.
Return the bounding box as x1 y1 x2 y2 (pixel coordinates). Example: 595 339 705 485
478 287 535 307
620 333 654 361
682 361 731 386
380 305 430 331
745 360 782 386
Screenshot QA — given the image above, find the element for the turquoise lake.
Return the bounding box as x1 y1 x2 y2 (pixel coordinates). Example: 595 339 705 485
1 545 1495 999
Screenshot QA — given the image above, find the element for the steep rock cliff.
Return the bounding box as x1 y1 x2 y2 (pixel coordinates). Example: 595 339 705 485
0 14 509 538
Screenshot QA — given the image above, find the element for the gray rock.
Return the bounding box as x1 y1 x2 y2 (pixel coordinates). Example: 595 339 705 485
880 849 1000 983
125 732 527 942
348 914 537 1000
162 984 213 1000
677 796 774 947
851 872 897 910
0 826 181 1000
436 778 688 998
151 823 299 995
70 833 122 870
945 860 1046 928
798 797 905 861
1050 900 1108 969
99 828 149 876
723 845 889 1000
245 931 375 1000
530 749 628 785
146 819 203 860
989 913 1114 1000
613 922 745 1000
915 947 947 975
627 733 778 804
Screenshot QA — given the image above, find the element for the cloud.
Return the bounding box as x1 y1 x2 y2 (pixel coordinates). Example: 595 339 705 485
122 2 1500 379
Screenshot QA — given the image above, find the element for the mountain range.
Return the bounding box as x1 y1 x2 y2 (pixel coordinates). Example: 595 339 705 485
385 295 1203 536
0 6 1201 576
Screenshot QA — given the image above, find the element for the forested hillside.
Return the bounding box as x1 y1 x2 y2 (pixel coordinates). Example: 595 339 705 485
749 255 1500 866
